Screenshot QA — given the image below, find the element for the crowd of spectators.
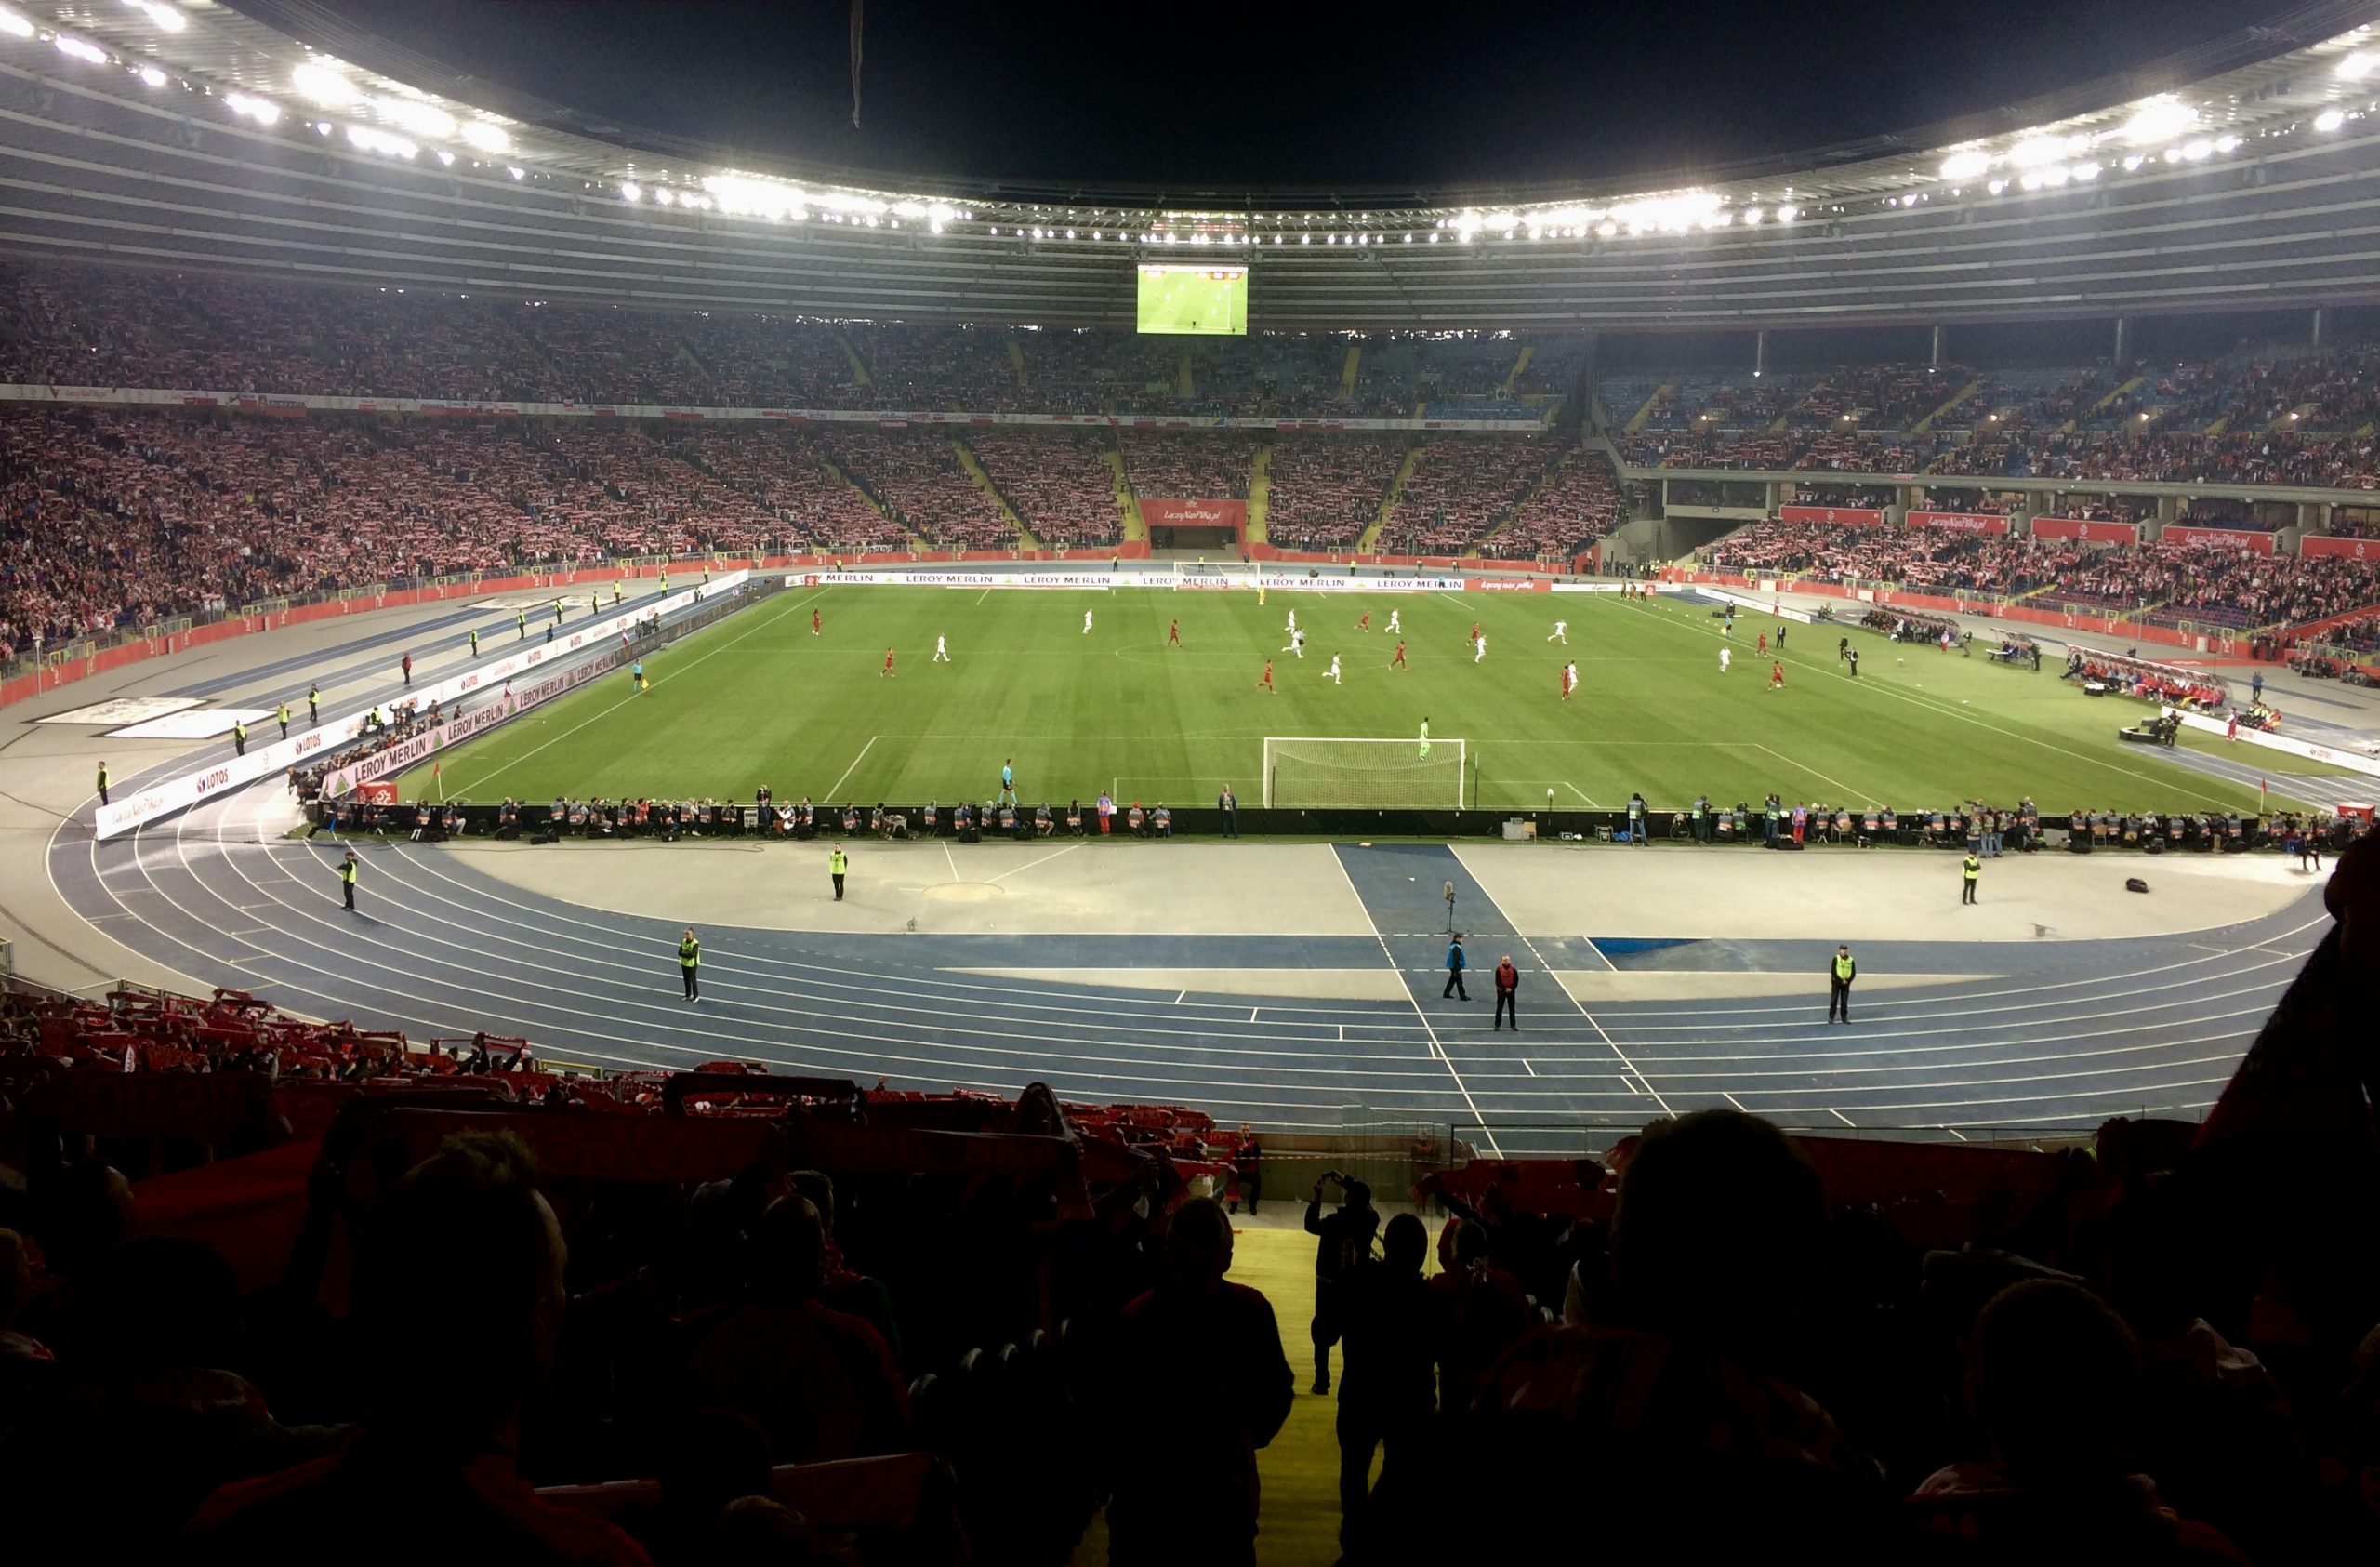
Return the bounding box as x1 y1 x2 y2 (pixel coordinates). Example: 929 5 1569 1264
963 432 1121 549
0 258 1575 419
806 431 1012 551
1377 438 1561 555
1489 450 1627 559
1116 432 1253 501
1701 520 2082 595
1262 437 1406 551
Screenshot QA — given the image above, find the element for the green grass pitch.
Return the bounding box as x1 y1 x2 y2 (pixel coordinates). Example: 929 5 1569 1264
404 584 2311 814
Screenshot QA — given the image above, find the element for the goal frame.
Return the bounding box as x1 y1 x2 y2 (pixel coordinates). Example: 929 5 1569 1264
1262 736 1468 810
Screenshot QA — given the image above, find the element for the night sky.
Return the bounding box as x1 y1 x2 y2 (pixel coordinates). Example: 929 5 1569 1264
302 0 2315 193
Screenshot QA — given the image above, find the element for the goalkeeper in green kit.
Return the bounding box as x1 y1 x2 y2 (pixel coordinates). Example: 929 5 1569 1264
1419 717 1431 759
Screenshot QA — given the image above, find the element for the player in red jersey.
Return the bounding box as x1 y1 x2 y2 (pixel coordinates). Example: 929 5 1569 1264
1470 620 1481 647
812 607 822 637
1561 663 1575 700
1356 610 1371 633
880 645 895 679
1168 618 1180 645
1757 631 1768 656
1257 660 1275 694
1770 659 1785 691
1391 640 1408 670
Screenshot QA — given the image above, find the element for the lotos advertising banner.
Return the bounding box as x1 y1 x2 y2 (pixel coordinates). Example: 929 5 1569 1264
2300 534 2380 561
1779 505 1885 527
1139 498 1250 535
2030 516 2140 545
1907 511 2011 535
2162 525 2276 553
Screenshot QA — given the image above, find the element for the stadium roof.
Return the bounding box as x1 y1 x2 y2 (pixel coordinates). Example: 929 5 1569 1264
3 0 2380 327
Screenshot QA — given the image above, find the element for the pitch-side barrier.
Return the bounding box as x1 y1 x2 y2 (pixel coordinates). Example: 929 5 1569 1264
92 572 748 839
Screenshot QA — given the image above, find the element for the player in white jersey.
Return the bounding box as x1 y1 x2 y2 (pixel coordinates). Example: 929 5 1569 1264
1287 608 1298 633
933 633 950 662
1549 619 1567 644
1719 645 1732 674
1562 661 1578 699
1474 633 1488 664
1283 627 1306 658
1387 608 1401 635
1325 653 1342 684
1083 609 1094 634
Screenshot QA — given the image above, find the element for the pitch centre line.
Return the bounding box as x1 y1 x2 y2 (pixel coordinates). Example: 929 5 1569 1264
826 736 880 800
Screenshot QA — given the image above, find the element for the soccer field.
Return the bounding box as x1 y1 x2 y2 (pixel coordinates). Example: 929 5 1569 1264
403 583 2305 814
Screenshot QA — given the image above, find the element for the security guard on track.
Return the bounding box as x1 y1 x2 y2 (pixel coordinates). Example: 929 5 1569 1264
1828 944 1856 1024
678 927 702 1001
1963 850 1981 905
338 850 359 911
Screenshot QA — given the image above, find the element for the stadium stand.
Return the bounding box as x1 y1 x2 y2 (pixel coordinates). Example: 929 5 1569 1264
806 430 1013 551
962 432 1122 548
1260 436 1407 552
1117 431 1255 500
4 828 2377 1561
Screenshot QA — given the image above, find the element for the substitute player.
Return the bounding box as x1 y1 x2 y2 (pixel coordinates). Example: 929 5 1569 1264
881 645 896 679
933 633 951 662
1256 659 1276 695
1549 619 1567 644
1391 639 1408 671
1324 653 1342 685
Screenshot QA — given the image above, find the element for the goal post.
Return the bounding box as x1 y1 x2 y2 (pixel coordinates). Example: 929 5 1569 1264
1263 737 1467 809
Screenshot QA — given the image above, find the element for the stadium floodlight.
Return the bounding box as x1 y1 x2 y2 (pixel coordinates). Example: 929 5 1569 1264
507 166 525 179
54 35 109 64
2317 108 2347 130
2215 135 2241 153
137 65 166 86
374 97 457 140
2007 135 2082 167
126 1 186 32
704 173 806 220
346 124 417 159
812 190 888 215
460 120 509 153
1774 204 1801 223
2122 153 2145 170
224 92 280 126
1987 179 2007 194
434 149 455 166
619 181 641 202
2179 139 2215 161
293 61 357 106
2121 96 2194 144
1937 150 1990 180
2072 160 2101 179
0 9 33 40
2339 49 2378 81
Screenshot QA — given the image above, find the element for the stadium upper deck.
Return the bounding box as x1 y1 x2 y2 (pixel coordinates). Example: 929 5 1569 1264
3 2 2380 328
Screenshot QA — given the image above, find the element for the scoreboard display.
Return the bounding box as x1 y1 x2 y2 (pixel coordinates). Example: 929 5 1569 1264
1136 265 1248 336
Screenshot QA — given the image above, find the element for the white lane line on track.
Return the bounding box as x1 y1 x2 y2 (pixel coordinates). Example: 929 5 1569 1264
1830 1108 1857 1127
1724 1092 1748 1112
88 823 2264 1121
1325 847 1501 1157
1454 844 1673 1115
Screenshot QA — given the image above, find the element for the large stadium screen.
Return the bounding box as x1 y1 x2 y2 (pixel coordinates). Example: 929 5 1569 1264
1136 265 1248 336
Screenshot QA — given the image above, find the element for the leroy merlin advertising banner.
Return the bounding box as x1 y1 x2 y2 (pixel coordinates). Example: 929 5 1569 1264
93 573 744 838
318 650 625 798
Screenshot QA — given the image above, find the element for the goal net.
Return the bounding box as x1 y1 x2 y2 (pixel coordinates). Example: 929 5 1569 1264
1263 737 1466 809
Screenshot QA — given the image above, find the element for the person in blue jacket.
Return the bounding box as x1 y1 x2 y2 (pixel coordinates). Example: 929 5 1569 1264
1441 933 1469 1000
